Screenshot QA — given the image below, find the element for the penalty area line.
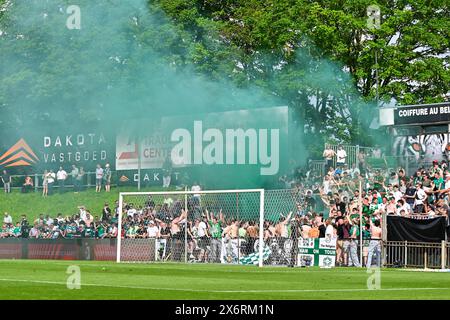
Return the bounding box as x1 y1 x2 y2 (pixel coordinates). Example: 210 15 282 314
0 278 448 293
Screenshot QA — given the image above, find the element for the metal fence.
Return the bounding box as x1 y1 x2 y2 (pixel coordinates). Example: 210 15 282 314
324 144 378 169
2 172 119 193
384 241 448 269
309 160 326 176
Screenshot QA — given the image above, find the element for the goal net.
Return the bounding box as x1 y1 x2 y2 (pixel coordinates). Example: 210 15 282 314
117 189 265 266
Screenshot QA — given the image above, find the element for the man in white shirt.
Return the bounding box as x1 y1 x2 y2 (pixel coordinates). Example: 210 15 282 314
396 200 411 216
127 205 137 218
45 215 54 226
191 182 201 207
147 221 159 238
197 217 209 262
414 183 427 214
336 145 347 168
3 212 12 224
47 170 56 195
78 206 87 221
163 196 174 207
56 166 68 194
392 185 403 202
325 218 335 239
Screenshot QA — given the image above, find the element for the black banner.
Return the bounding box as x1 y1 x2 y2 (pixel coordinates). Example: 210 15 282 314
387 216 447 242
394 103 450 125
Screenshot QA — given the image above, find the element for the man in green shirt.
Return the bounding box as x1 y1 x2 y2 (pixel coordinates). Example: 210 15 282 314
433 172 444 190
13 223 22 237
207 209 224 263
348 218 361 267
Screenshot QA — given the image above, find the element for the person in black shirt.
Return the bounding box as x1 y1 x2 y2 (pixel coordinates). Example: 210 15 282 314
101 203 112 222
335 197 347 215
304 190 317 211
404 182 416 207
318 216 326 238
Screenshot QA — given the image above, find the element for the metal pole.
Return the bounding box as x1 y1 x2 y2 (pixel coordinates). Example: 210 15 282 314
356 145 360 169
237 192 240 264
137 135 141 191
184 186 188 263
381 211 387 267
359 180 363 267
405 241 408 268
116 194 123 263
441 240 446 270
424 250 427 270
258 190 265 268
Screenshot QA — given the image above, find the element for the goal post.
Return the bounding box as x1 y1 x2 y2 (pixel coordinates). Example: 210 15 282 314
116 189 265 266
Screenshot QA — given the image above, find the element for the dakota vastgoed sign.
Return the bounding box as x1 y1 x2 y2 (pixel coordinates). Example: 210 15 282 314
394 103 450 125
0 131 115 171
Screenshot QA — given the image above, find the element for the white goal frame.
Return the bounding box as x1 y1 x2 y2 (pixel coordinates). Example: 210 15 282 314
117 189 265 266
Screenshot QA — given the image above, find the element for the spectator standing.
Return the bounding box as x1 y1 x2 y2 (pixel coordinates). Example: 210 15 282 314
322 146 336 172
47 170 56 195
348 217 361 267
367 220 382 268
403 182 416 209
336 145 347 168
95 164 103 193
42 170 49 197
414 183 427 214
70 165 79 192
1 170 11 193
357 150 366 173
162 156 172 188
102 203 112 222
104 163 112 192
191 182 201 207
146 221 159 238
77 167 85 191
56 166 67 194
207 209 223 263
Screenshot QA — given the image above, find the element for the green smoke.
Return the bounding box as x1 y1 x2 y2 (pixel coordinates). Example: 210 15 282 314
0 0 379 188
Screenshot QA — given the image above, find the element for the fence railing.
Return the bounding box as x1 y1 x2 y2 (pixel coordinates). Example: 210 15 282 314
308 160 326 176
384 241 448 269
2 172 121 193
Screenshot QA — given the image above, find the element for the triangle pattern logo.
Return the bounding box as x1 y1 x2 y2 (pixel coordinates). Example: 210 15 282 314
0 139 40 167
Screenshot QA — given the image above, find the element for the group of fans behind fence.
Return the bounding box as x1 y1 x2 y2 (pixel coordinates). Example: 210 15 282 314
2 153 450 267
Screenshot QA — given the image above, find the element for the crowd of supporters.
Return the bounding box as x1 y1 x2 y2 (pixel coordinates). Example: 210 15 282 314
1 147 450 267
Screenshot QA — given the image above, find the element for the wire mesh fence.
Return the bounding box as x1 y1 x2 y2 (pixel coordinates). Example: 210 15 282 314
117 190 265 264
117 189 321 266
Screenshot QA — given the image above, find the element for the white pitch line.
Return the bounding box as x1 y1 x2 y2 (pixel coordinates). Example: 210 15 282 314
0 260 370 273
0 278 448 294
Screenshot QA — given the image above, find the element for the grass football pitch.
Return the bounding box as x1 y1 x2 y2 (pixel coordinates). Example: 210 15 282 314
0 260 449 299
